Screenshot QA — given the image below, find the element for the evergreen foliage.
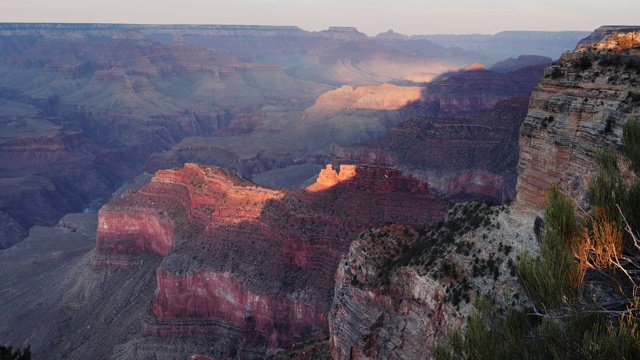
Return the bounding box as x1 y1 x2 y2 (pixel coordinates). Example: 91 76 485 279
0 346 31 360
516 186 583 310
434 118 640 360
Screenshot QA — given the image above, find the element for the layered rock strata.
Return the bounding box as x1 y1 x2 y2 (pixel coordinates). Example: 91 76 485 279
516 27 640 208
96 163 447 356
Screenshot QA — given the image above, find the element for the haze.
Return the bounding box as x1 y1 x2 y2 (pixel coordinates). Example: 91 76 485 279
2 0 639 35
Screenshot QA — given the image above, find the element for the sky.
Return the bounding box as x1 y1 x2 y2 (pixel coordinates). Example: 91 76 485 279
1 0 639 35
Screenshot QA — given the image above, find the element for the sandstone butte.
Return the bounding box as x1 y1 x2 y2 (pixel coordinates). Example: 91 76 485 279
516 28 640 208
95 163 448 355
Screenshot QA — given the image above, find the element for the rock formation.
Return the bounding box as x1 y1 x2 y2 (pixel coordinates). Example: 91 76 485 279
95 163 447 357
576 26 640 49
328 202 536 359
516 26 640 208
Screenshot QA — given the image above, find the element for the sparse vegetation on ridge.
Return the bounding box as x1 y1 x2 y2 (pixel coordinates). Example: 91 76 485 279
349 200 519 312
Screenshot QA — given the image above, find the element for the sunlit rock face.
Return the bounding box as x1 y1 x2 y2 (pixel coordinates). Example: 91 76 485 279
306 84 425 117
96 163 447 356
576 26 640 49
516 27 640 209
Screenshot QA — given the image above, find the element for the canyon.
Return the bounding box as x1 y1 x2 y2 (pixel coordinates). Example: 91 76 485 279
1 22 629 360
329 63 548 202
0 24 585 248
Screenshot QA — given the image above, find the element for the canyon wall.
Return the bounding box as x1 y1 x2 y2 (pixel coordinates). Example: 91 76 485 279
516 28 640 208
331 96 533 203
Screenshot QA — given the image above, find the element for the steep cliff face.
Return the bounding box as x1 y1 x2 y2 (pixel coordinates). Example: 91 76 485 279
516 28 640 208
96 163 447 357
328 203 536 359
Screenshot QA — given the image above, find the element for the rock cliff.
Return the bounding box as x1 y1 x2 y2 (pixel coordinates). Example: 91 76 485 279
516 27 640 208
328 202 536 359
95 163 447 357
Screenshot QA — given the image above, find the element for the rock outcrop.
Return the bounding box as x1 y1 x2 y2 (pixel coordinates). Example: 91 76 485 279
576 26 640 49
516 27 640 208
95 163 447 357
328 202 536 359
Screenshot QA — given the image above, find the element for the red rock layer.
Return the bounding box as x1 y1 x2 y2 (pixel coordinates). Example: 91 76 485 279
150 269 327 349
97 163 447 354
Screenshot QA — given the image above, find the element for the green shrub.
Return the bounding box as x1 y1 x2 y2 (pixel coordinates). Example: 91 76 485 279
435 118 640 360
550 67 563 79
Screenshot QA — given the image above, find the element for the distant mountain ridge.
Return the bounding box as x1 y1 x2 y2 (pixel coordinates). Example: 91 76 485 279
0 23 589 65
417 30 591 61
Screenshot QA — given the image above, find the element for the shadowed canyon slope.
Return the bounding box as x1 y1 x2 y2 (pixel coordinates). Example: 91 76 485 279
330 64 549 202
